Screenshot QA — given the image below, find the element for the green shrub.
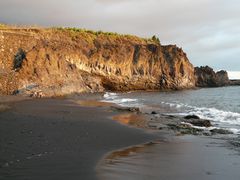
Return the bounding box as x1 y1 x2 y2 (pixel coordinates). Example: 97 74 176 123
0 23 6 28
52 27 161 44
151 35 160 44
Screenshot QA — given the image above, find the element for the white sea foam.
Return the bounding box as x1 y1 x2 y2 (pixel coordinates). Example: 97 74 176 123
102 92 142 107
161 101 240 134
103 92 117 99
102 92 240 134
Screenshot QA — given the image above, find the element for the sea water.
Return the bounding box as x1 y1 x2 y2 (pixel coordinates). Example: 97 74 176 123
99 86 240 180
102 86 240 134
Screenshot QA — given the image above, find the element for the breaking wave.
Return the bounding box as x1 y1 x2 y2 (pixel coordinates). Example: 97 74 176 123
102 92 142 107
161 101 240 134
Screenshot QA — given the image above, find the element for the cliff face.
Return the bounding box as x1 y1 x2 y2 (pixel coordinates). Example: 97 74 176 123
194 66 229 87
216 70 230 86
0 27 195 96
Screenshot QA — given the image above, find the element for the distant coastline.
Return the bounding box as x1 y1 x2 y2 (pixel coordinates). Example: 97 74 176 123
227 71 240 80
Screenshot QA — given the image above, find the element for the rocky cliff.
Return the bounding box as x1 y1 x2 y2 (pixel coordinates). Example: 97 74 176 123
194 66 229 87
0 26 196 96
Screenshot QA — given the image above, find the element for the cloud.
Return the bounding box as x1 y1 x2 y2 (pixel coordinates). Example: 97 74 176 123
0 0 239 70
228 71 240 80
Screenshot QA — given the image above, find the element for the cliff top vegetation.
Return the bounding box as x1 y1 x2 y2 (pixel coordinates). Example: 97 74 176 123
0 23 161 45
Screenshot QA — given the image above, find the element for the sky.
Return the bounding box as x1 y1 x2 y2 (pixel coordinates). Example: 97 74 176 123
0 0 239 75
228 71 240 80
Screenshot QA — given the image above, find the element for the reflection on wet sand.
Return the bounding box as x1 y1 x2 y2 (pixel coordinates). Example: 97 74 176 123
0 95 28 113
0 104 10 112
112 113 148 128
105 141 161 165
97 136 240 180
72 100 114 107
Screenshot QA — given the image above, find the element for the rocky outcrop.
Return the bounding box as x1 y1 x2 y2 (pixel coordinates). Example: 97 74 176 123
0 27 196 96
229 80 240 86
216 70 229 86
194 66 229 87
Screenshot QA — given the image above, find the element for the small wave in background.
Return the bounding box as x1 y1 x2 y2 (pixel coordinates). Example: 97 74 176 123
102 86 240 134
102 92 143 107
160 102 240 134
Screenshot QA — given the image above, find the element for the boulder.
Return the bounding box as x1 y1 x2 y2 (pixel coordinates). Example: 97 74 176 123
186 119 212 127
151 111 158 115
111 106 140 113
210 128 233 135
184 115 200 119
167 123 204 135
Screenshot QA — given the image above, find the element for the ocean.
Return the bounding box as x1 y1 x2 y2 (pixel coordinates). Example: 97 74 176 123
102 86 240 134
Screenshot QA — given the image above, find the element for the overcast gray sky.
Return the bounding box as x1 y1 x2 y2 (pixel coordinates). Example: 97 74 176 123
0 0 239 71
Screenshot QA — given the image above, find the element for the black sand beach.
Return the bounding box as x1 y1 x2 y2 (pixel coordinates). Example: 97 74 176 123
0 98 158 180
0 97 240 180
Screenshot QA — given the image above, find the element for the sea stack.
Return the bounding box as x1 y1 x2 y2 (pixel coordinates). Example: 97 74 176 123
194 66 229 87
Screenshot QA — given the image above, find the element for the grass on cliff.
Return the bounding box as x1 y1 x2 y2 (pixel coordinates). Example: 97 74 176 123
0 23 161 44
53 27 161 44
0 23 7 28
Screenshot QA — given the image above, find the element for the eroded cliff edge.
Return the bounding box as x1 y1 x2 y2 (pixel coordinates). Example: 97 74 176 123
0 27 196 96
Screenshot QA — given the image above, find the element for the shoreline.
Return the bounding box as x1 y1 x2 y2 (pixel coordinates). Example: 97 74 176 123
0 97 159 180
0 95 240 180
95 94 240 179
97 135 240 180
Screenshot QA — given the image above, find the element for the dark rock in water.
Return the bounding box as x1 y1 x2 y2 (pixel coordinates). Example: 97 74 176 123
158 124 169 130
166 115 176 118
186 119 212 127
111 106 140 113
210 128 233 135
167 123 204 135
184 115 200 119
148 122 168 130
167 124 180 131
229 80 240 86
151 111 158 115
184 115 212 127
179 128 203 136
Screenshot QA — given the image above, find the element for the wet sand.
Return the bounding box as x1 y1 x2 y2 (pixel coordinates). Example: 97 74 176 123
97 136 240 180
0 98 159 180
97 110 240 180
